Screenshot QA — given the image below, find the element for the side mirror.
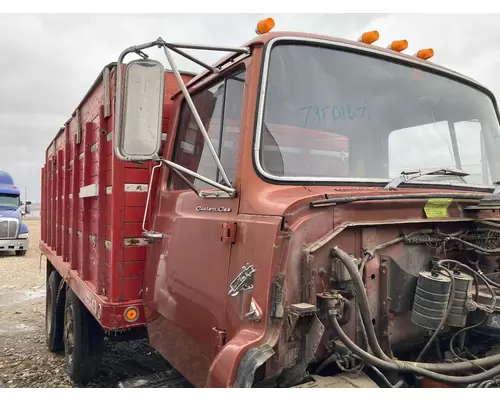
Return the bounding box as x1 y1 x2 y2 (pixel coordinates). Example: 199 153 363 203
25 201 31 215
116 59 165 161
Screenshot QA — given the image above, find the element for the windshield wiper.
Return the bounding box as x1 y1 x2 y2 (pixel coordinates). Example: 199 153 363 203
384 167 470 190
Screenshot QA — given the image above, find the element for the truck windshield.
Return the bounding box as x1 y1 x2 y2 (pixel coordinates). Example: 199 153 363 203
257 41 500 188
0 194 19 208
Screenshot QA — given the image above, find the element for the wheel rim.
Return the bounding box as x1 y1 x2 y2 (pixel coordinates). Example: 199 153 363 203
65 304 75 365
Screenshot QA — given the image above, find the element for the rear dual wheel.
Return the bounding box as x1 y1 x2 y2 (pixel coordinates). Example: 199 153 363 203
45 269 104 383
63 287 104 383
46 270 65 352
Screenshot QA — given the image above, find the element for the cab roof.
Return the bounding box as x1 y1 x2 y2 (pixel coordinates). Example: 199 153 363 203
174 30 484 98
0 170 14 186
0 170 19 195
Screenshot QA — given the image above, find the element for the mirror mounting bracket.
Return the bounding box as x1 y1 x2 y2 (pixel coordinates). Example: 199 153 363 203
114 37 247 198
161 158 236 198
117 38 245 241
199 190 233 199
140 159 236 243
143 230 163 243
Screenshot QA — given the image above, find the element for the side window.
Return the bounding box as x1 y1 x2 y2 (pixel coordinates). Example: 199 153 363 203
169 69 246 191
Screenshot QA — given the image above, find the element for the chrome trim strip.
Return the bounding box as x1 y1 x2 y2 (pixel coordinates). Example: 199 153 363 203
253 36 499 189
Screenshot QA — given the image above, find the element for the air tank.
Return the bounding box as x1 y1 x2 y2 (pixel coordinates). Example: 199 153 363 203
411 270 452 330
446 271 474 328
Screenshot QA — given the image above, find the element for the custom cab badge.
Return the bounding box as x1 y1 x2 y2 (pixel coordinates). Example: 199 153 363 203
196 206 231 212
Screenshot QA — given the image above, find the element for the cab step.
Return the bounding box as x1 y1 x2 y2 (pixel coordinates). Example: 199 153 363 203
117 370 192 388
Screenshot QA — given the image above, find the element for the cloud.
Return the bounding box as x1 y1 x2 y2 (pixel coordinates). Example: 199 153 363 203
0 13 498 201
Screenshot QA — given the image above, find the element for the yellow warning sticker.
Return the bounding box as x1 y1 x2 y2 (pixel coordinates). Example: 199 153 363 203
423 198 453 218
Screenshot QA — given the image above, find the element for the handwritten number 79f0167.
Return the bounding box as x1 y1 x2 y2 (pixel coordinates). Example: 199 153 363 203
300 102 370 127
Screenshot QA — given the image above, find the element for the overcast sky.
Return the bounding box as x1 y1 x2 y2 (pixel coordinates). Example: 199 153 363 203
1 13 499 201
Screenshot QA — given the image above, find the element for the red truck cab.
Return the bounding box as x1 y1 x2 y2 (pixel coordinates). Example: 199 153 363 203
42 20 500 388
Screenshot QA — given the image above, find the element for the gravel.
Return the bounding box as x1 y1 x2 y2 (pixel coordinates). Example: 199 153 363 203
0 218 174 388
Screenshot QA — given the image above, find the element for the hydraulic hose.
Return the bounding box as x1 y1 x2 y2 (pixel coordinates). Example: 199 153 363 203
332 246 392 361
328 312 500 385
332 246 500 373
356 304 371 353
367 365 405 388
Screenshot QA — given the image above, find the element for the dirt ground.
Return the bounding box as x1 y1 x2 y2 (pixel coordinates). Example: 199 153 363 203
0 218 173 388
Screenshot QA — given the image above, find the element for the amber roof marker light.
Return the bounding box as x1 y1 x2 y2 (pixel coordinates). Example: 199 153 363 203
256 17 275 35
358 30 380 45
388 39 409 52
415 48 435 60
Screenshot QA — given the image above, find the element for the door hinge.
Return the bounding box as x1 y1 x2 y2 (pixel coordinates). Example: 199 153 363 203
212 327 226 352
221 222 237 244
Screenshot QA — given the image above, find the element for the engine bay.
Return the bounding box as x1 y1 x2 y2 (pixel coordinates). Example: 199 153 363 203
305 220 500 388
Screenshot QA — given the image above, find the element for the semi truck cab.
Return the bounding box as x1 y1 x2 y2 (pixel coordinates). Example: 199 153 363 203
0 170 31 256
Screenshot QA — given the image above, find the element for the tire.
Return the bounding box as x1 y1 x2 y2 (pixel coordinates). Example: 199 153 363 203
63 287 104 383
46 270 65 352
15 250 27 256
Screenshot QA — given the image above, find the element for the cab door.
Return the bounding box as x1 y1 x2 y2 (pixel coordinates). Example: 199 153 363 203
143 69 247 388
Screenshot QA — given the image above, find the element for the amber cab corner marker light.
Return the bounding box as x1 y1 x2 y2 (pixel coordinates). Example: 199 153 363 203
415 48 434 60
388 39 408 52
358 30 380 45
124 306 139 323
256 17 275 35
